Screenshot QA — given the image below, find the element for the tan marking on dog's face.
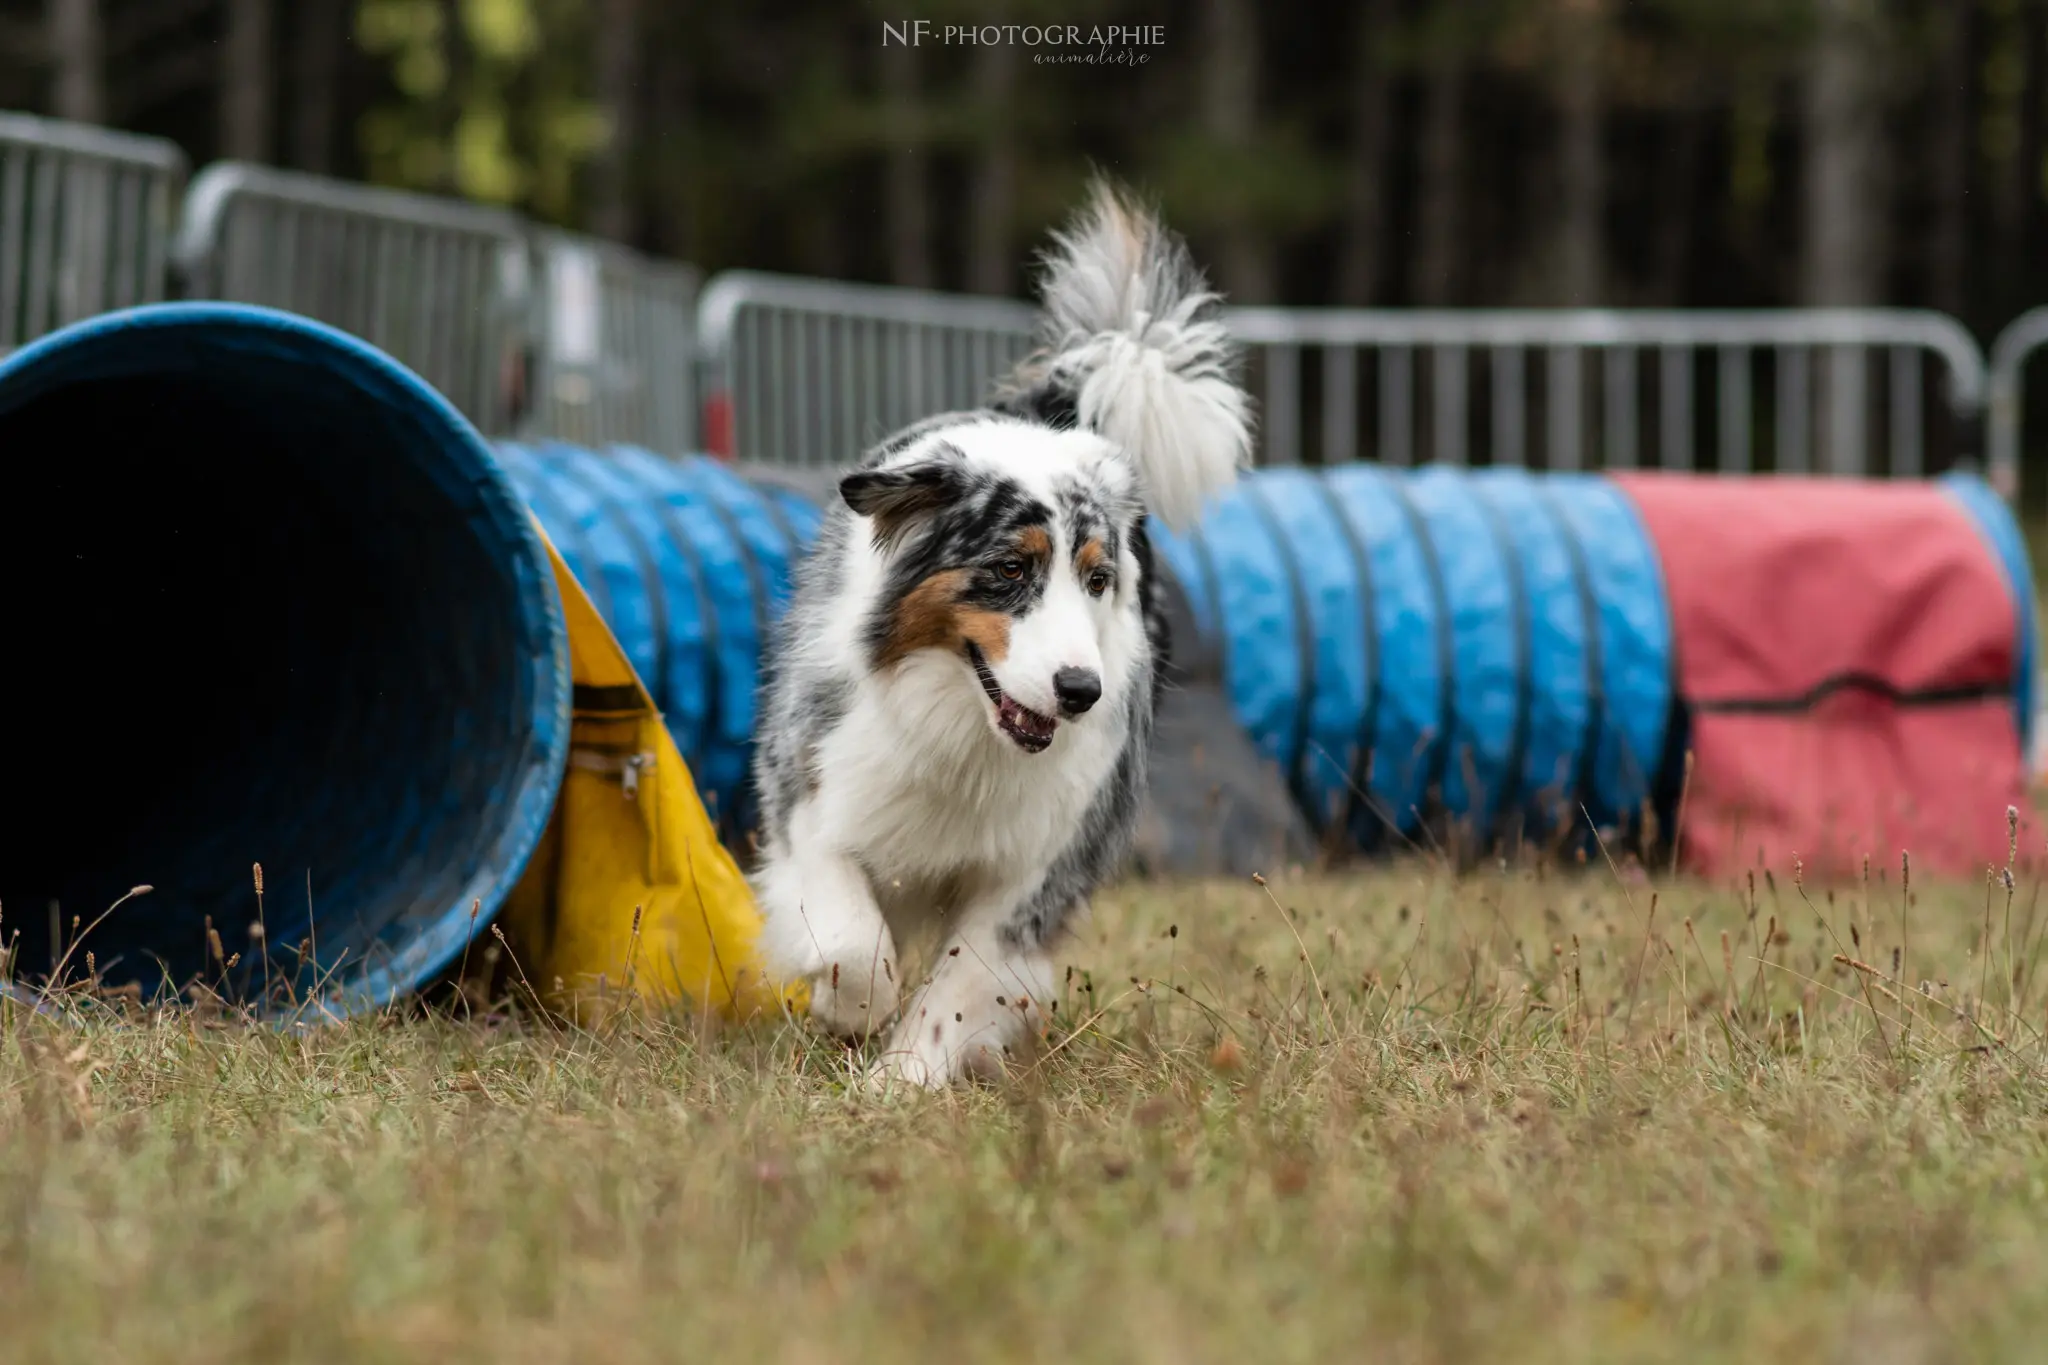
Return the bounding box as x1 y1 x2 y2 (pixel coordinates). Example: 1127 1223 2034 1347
877 569 1013 668
878 569 966 667
1015 526 1053 564
1075 538 1108 577
955 609 1011 664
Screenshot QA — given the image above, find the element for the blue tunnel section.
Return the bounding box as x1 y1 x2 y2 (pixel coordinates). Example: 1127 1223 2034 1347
0 304 571 1018
497 443 822 838
518 449 1680 858
1150 465 1677 852
1940 470 2040 758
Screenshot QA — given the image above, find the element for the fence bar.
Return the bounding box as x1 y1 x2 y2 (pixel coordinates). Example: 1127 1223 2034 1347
1549 347 1584 470
1603 347 1637 468
1777 346 1811 473
1491 347 1525 468
1432 346 1467 466
1660 346 1694 470
1824 346 1868 477
1322 344 1358 464
1265 343 1302 464
1379 346 1414 465
1717 346 1751 472
1890 346 1922 478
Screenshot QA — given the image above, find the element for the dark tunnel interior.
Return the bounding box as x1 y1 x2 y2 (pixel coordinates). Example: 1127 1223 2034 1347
0 318 566 1014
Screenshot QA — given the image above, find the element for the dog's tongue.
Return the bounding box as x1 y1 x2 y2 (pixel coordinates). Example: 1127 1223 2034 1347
999 695 1056 740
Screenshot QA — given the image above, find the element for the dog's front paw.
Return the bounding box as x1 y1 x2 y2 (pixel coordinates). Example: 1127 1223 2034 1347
862 1020 1013 1093
861 1046 998 1094
803 957 902 1040
859 1052 943 1094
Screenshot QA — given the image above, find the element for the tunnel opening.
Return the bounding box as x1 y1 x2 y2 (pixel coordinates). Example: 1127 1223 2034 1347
0 307 569 1016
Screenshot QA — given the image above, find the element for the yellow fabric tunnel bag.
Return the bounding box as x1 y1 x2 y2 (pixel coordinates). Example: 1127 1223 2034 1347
498 529 797 1023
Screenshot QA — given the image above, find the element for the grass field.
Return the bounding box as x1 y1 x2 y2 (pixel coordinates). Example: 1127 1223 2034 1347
6 841 2048 1364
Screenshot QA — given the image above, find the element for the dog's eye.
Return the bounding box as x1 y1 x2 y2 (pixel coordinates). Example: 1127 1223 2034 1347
1086 570 1112 597
997 558 1026 581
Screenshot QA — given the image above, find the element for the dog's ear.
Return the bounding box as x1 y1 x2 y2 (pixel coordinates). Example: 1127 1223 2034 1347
840 452 968 550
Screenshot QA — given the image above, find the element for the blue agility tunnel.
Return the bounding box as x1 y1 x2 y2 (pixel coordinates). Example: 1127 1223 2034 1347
1148 467 1678 854
511 451 1682 857
0 304 571 1016
495 451 2043 872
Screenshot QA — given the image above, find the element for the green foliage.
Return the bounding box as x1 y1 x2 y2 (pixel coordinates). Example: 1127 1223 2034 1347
299 0 2047 317
355 0 603 217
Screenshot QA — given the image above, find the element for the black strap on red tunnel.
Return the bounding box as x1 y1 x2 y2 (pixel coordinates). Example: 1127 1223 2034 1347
1692 674 2013 714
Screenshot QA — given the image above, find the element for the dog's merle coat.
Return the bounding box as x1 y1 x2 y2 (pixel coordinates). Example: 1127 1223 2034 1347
749 181 1250 1088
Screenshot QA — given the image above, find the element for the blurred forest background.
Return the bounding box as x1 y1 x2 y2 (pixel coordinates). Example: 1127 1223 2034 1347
1 0 2044 334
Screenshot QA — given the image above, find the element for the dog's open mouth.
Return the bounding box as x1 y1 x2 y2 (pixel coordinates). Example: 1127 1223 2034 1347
965 643 1057 753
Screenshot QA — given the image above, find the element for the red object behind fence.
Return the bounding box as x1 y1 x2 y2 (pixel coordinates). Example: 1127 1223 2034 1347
1612 472 2026 882
701 390 734 460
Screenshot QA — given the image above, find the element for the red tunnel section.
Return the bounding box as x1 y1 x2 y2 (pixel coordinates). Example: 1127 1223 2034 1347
1612 472 2029 883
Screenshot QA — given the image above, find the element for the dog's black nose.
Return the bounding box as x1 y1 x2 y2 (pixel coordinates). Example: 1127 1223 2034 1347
1053 668 1102 715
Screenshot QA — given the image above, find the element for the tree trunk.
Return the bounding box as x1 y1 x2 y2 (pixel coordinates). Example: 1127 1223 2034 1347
881 37 932 289
1202 0 1273 302
1337 0 1396 306
1648 101 1704 305
46 0 103 124
221 0 274 161
646 31 693 263
590 0 643 244
1414 60 1465 306
2015 2 2047 290
966 35 1018 296
1554 0 1604 305
287 0 344 173
1801 0 1884 305
1928 0 1973 320
1802 0 1886 475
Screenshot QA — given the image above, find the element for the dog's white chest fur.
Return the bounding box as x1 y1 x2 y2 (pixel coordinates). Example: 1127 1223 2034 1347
818 655 1129 916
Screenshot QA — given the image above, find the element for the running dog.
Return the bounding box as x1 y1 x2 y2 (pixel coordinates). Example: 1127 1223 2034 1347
749 179 1251 1087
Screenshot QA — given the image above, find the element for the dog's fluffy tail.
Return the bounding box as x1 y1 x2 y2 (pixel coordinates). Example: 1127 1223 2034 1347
993 179 1251 529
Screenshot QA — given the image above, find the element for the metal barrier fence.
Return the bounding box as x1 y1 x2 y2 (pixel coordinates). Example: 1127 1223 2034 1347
172 162 532 434
0 113 185 351
0 109 2011 489
1989 308 2048 507
528 232 697 454
1228 308 1987 476
697 276 1990 480
696 270 1037 464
